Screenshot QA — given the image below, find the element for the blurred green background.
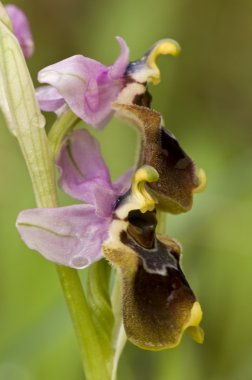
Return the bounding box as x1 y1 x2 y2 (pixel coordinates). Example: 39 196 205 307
1 0 252 379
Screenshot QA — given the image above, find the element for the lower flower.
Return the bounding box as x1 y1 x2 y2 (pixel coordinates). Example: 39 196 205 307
104 209 204 350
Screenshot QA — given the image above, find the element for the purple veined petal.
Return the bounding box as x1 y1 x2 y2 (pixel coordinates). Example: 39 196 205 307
16 204 110 269
108 36 129 80
37 37 129 128
84 80 119 129
37 54 108 127
57 129 116 216
36 85 65 113
38 55 103 118
5 4 34 59
112 166 135 195
84 37 129 128
75 179 117 218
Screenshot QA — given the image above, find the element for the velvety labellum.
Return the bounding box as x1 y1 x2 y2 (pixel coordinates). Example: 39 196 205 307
103 212 202 350
114 103 199 213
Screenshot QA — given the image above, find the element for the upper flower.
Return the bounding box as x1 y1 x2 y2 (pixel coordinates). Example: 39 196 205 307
5 4 34 59
36 37 180 128
37 37 129 129
16 129 133 268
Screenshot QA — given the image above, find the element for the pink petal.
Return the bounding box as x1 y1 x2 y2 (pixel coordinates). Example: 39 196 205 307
36 86 65 113
108 36 129 80
37 37 129 128
16 205 110 268
112 167 135 195
57 129 116 217
5 4 34 59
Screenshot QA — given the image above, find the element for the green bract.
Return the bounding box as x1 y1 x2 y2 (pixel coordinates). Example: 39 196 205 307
0 2 56 208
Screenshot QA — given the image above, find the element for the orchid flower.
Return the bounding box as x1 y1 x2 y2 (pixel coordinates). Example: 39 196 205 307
36 38 180 128
16 128 134 268
5 4 34 59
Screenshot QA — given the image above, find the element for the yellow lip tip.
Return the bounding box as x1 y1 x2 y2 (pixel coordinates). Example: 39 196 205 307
188 301 203 327
188 326 205 344
185 301 204 344
157 39 181 56
193 168 207 193
147 39 181 65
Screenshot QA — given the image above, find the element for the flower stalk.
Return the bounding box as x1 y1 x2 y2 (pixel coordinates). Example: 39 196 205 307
57 266 111 380
48 108 78 155
111 273 127 380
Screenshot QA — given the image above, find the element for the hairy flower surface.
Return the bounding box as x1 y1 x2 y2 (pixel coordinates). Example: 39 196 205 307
36 38 180 128
114 103 206 213
16 129 133 268
104 209 204 350
5 4 34 58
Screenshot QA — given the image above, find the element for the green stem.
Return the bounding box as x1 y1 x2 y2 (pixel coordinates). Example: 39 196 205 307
57 266 110 380
48 109 79 156
111 322 127 380
111 273 127 380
